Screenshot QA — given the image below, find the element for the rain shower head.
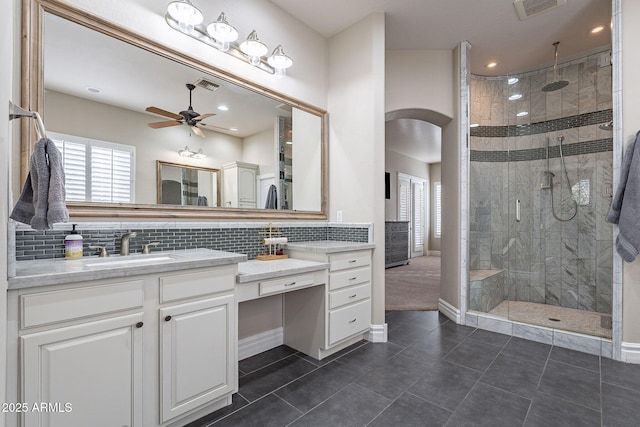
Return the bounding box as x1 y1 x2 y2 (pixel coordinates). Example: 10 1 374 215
542 42 569 92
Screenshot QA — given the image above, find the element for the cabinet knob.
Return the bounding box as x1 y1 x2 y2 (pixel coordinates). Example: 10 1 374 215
135 322 144 328
165 316 172 322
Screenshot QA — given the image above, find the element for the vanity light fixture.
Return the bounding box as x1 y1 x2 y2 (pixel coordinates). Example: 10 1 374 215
165 2 293 76
178 145 206 159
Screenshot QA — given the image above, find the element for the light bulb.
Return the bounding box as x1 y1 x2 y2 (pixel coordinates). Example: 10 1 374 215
240 30 268 66
167 1 203 33
206 12 238 52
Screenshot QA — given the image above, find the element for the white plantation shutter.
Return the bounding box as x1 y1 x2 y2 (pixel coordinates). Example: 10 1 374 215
413 181 424 250
50 132 134 203
398 176 411 221
434 181 442 237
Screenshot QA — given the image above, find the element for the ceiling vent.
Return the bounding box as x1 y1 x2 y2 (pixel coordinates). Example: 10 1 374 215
194 78 220 91
513 0 566 20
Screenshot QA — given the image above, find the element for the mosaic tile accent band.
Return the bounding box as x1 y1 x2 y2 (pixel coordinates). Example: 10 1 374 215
470 109 613 138
470 138 613 163
14 225 370 261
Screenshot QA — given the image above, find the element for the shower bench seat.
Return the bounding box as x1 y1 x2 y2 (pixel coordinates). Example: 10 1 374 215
469 269 506 313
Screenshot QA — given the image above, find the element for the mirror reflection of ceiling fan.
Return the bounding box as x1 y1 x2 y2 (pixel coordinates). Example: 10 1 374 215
146 83 214 137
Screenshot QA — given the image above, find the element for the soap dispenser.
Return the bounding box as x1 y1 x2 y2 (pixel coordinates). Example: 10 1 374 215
65 224 83 259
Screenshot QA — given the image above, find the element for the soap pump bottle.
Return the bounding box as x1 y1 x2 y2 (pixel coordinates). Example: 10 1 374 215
65 224 83 259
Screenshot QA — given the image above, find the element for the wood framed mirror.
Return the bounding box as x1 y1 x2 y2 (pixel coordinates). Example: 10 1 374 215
21 0 328 220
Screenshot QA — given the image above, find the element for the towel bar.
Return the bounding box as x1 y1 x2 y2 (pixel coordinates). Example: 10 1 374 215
8 101 48 139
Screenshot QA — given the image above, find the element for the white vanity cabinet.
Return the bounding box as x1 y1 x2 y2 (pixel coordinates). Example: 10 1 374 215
222 161 259 208
286 243 374 359
13 280 145 427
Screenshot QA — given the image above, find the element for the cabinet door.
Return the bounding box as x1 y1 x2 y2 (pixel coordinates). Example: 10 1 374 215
159 294 236 423
238 168 256 202
21 313 143 427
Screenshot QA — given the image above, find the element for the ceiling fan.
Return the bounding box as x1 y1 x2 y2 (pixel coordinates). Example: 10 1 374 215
146 83 214 137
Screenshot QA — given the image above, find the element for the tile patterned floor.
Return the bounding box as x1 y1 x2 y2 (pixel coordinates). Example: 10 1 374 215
187 310 640 427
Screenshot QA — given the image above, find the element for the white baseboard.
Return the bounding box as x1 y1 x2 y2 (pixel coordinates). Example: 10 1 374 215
366 324 388 342
621 341 640 364
238 327 283 360
428 251 441 257
438 298 460 323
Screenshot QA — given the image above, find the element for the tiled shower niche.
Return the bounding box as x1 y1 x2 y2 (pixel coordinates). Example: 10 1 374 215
469 49 614 316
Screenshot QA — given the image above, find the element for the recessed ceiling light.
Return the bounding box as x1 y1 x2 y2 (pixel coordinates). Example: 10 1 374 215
486 62 497 68
589 25 605 35
469 123 480 128
229 128 238 132
217 105 229 111
509 94 523 101
516 111 529 117
508 77 519 85
86 86 102 93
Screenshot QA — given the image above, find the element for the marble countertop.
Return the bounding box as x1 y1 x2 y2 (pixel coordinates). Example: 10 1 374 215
285 240 375 254
9 248 247 290
236 258 329 283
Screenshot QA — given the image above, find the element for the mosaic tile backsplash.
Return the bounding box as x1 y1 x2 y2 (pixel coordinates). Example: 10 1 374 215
470 49 613 315
14 223 370 262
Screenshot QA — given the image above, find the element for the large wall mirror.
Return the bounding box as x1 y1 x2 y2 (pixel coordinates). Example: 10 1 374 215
21 0 327 219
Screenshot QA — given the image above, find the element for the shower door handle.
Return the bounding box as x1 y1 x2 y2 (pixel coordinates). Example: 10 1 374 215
516 199 521 222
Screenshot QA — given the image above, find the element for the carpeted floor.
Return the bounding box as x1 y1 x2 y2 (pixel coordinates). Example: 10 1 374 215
385 255 440 311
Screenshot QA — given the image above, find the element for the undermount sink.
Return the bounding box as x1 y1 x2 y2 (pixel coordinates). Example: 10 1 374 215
83 254 180 268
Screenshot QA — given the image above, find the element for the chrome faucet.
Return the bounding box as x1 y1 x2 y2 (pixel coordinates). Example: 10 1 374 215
119 232 137 256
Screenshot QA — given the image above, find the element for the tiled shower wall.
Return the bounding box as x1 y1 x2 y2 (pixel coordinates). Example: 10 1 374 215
13 222 371 262
469 50 613 314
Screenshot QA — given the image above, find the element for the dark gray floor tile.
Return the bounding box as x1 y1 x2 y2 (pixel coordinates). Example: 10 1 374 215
386 310 447 331
239 345 298 375
369 392 451 427
400 333 459 364
333 341 405 375
239 355 317 402
355 353 430 399
480 353 545 399
408 360 482 411
549 346 600 372
213 394 301 427
602 357 640 393
539 360 601 410
443 339 502 372
429 321 476 342
288 383 389 426
185 394 249 427
467 328 511 347
446 383 531 427
500 337 551 364
274 361 359 413
602 382 640 427
524 391 601 427
387 322 439 347
296 341 367 367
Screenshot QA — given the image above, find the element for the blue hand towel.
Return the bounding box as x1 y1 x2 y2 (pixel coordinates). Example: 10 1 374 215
607 131 640 262
10 138 68 230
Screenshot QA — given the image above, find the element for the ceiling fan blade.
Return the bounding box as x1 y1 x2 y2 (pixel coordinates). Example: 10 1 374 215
193 113 215 121
145 106 183 120
191 126 205 138
148 120 182 129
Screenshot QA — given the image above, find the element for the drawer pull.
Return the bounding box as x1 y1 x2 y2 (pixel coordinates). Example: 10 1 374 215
284 282 297 287
135 322 144 328
349 318 357 323
165 316 172 322
349 294 358 298
348 259 357 263
349 277 357 280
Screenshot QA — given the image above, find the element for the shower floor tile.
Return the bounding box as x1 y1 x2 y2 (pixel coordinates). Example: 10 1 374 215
488 300 612 339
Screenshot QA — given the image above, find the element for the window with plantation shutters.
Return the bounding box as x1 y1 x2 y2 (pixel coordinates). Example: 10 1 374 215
50 132 135 203
434 181 442 238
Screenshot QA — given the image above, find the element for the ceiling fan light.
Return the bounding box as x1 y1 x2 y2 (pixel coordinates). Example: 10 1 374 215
207 12 239 50
167 1 203 33
240 30 268 65
267 45 293 76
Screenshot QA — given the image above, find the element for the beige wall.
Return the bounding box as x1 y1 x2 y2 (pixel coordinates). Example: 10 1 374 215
328 12 386 324
429 163 442 252
292 108 322 211
384 149 430 221
621 0 640 345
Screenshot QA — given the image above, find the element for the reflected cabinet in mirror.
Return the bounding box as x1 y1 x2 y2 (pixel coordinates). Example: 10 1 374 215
21 0 327 219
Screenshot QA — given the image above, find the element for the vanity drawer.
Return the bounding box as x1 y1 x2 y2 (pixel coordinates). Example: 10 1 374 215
329 267 371 291
20 280 144 329
160 267 236 303
329 283 370 309
329 251 371 272
328 299 371 345
259 273 315 296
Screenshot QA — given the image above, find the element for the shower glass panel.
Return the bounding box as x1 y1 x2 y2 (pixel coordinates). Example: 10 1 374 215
469 50 614 338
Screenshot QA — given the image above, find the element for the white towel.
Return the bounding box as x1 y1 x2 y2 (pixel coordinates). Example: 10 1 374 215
10 138 69 230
